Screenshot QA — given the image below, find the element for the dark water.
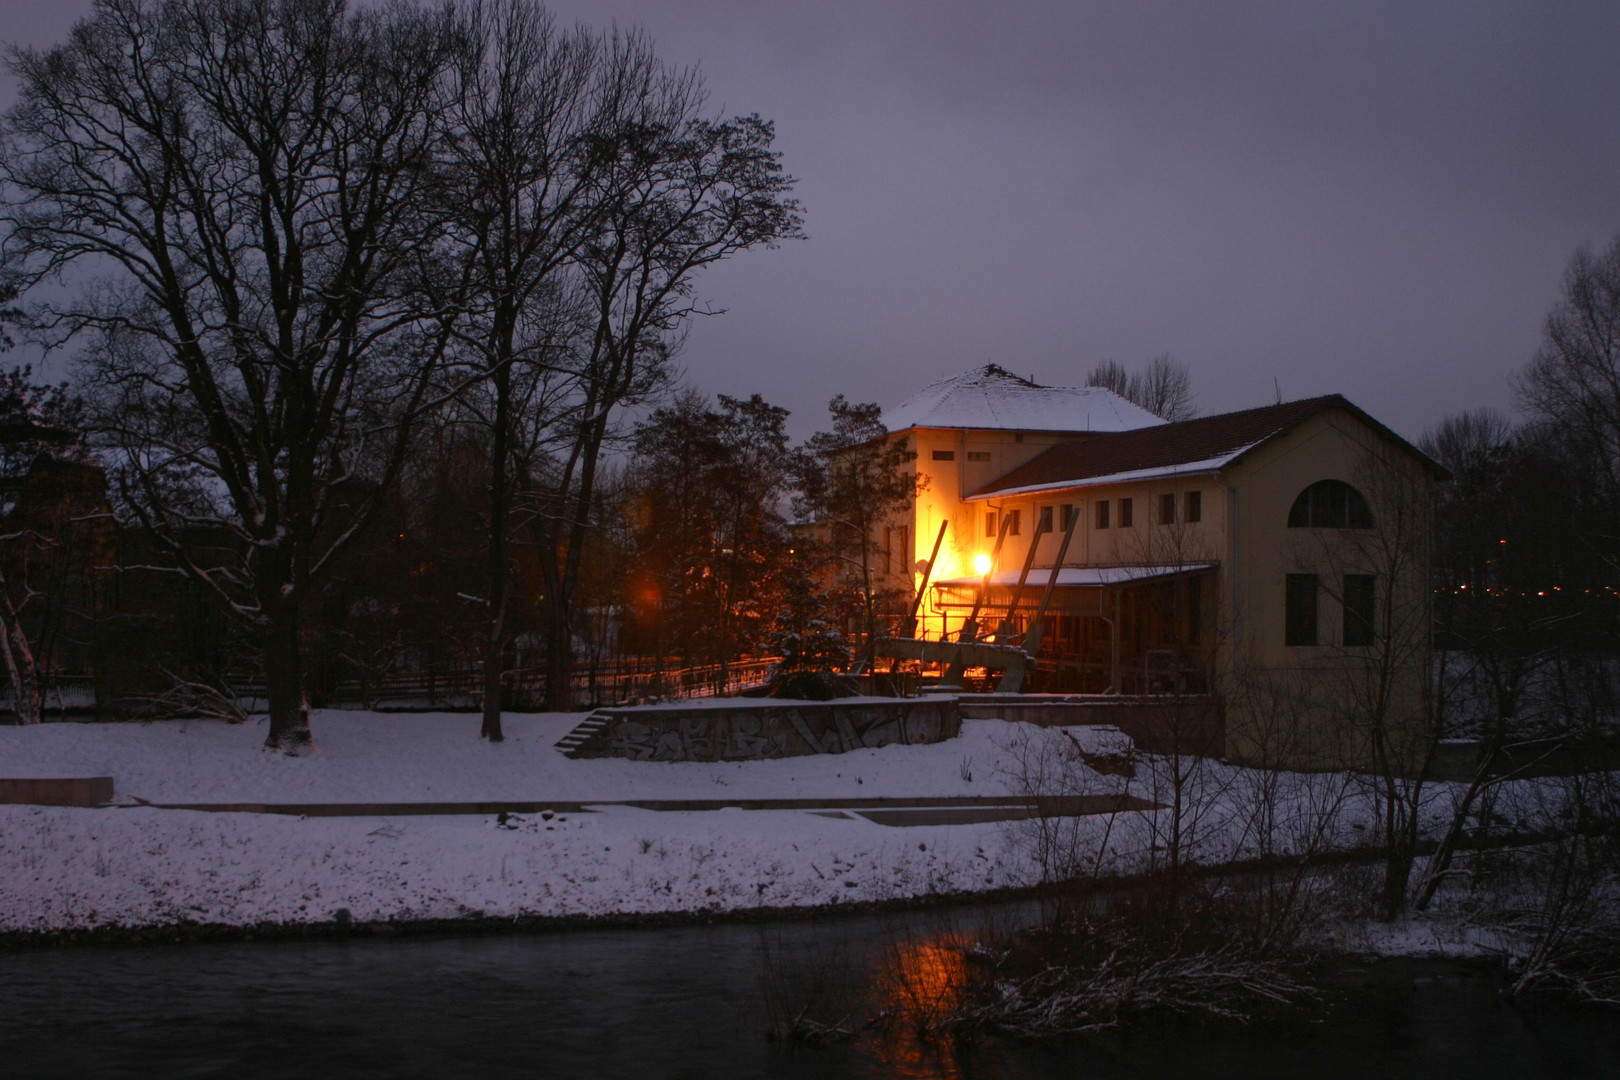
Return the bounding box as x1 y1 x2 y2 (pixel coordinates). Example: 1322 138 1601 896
3 906 1618 1080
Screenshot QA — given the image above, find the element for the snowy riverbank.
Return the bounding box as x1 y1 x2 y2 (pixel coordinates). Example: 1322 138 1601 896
1 711 1059 936
0 709 1578 943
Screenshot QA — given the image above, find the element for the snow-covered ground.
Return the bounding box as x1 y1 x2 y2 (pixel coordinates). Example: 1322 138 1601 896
0 709 1589 942
0 711 1062 934
0 708 1007 804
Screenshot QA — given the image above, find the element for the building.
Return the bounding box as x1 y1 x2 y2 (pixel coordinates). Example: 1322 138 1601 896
876 365 1445 766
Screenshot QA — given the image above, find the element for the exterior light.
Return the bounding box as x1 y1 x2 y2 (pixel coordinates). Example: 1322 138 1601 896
973 553 993 576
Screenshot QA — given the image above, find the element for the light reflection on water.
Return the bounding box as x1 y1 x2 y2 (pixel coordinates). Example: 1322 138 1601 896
3 903 1618 1080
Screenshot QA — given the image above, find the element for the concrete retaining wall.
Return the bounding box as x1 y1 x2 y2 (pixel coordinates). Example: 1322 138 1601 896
571 699 961 762
0 777 114 807
956 695 1225 758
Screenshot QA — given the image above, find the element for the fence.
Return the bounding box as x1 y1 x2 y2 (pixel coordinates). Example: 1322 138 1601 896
12 657 785 718
258 656 782 712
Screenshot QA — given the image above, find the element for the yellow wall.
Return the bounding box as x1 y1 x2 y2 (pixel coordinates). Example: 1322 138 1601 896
891 408 1436 768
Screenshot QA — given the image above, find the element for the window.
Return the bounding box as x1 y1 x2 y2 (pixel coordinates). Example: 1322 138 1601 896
1037 506 1053 532
985 511 997 538
1288 480 1373 528
1006 509 1022 536
1060 503 1077 531
966 451 991 462
1159 493 1177 525
1286 574 1319 646
1187 577 1202 644
1186 490 1202 523
1343 574 1375 646
1095 500 1110 529
1119 498 1134 528
883 526 910 576
931 449 955 461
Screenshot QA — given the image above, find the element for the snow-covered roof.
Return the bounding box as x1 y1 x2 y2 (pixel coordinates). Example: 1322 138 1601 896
883 365 1165 435
965 450 1251 501
933 564 1215 589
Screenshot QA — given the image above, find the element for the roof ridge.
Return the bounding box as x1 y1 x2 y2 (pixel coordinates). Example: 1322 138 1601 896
967 393 1438 499
882 365 1166 434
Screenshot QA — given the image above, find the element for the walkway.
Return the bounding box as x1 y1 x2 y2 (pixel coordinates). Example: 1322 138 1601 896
134 793 1159 827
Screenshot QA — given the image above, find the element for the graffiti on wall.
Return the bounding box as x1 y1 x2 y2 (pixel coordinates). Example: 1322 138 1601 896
587 701 958 762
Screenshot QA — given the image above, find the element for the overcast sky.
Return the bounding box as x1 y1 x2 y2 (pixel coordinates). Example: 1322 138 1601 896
5 0 1619 441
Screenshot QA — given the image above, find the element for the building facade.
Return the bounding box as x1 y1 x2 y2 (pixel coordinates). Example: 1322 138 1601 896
877 366 1444 766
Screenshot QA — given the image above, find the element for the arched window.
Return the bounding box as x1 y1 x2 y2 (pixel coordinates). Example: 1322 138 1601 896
1287 480 1373 529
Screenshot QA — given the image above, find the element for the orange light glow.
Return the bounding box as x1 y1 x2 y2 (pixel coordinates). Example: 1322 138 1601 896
972 553 993 576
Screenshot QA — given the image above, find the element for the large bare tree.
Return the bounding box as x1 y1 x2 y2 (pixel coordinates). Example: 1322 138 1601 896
0 0 464 749
525 103 803 711
441 3 801 723
440 0 606 741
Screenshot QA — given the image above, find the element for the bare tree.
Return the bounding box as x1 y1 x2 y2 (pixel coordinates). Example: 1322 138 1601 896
441 0 608 741
526 96 802 710
1516 233 1620 501
1134 353 1196 422
799 397 919 673
1084 359 1132 399
1299 442 1440 919
1085 353 1195 421
1 0 465 749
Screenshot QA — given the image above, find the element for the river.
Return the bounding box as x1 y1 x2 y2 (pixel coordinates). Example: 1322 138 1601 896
4 904 1617 1079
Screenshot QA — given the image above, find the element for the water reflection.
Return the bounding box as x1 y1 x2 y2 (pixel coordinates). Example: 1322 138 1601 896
866 934 972 1080
3 907 1619 1079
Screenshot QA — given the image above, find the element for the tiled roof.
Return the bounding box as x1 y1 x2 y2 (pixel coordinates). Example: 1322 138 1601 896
971 395 1441 499
883 364 1164 434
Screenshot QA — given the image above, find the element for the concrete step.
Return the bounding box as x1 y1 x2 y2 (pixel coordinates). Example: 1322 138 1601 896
554 712 613 758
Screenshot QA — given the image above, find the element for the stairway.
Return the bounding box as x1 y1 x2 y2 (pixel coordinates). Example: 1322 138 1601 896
554 711 615 759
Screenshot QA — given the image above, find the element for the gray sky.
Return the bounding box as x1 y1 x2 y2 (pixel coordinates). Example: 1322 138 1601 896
6 0 1619 441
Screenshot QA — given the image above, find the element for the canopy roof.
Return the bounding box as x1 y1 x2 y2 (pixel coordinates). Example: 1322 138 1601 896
932 564 1216 589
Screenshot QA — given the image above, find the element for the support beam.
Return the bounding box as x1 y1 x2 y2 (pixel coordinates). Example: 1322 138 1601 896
902 519 948 638
1007 502 1083 691
995 507 1050 641
945 509 1012 684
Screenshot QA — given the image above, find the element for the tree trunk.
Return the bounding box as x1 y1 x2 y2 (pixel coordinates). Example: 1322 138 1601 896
543 598 574 712
481 637 506 741
0 601 42 726
481 351 513 742
1380 843 1415 921
262 609 312 752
